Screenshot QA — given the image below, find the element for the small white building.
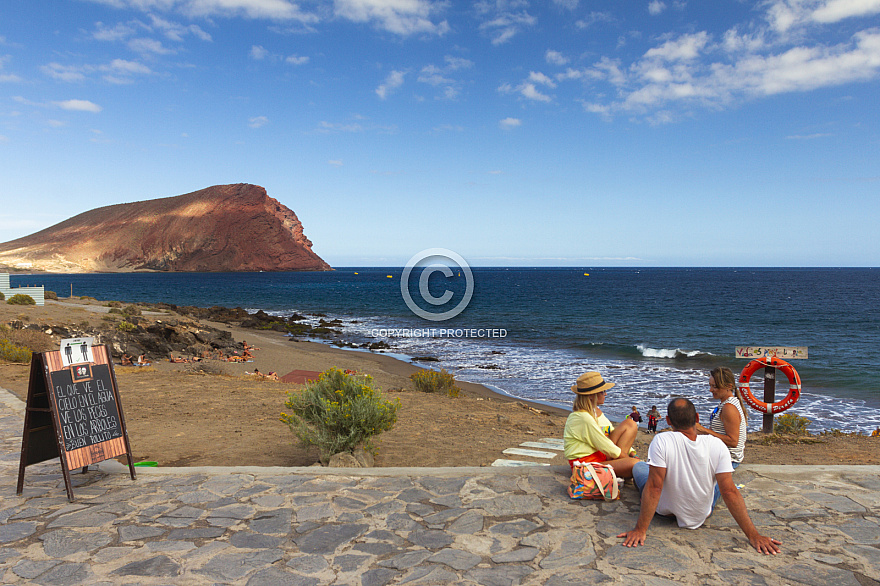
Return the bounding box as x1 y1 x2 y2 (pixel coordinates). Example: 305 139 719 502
0 273 45 306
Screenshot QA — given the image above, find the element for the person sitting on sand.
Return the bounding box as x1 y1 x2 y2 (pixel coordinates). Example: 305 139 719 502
168 353 189 363
136 354 151 367
121 353 133 366
266 371 279 381
621 398 781 555
563 371 640 478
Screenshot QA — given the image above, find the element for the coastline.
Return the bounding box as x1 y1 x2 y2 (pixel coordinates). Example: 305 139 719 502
2 297 879 468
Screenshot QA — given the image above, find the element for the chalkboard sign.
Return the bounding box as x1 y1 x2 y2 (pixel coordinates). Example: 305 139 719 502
51 363 122 452
17 344 135 501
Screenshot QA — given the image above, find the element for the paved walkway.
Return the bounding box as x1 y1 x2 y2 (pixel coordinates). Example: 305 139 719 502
1 388 879 585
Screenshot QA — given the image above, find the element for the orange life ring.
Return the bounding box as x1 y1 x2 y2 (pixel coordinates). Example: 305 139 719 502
737 356 801 414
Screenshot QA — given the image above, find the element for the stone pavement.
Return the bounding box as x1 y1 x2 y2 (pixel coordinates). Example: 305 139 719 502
1 388 879 586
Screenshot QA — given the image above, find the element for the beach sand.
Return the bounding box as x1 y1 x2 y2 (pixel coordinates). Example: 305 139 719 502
2 297 878 468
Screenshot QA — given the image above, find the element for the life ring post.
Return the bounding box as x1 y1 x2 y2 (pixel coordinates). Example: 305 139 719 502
737 355 803 432
762 365 776 434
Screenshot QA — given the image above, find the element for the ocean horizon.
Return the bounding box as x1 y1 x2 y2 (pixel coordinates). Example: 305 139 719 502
14 267 880 434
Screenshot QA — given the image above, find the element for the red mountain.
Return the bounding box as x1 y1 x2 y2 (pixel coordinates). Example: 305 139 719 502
0 184 331 272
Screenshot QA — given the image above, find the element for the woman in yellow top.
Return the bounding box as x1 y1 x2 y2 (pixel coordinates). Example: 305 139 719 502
563 371 640 478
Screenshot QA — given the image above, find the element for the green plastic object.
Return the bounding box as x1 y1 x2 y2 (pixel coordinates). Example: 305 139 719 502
133 461 158 467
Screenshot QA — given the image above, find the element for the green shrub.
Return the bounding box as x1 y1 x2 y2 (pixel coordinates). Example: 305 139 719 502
45 290 58 300
6 294 36 305
108 307 123 314
773 412 811 435
117 321 137 332
122 304 142 316
281 368 399 462
410 368 460 398
0 339 31 363
0 292 5 301
106 301 122 308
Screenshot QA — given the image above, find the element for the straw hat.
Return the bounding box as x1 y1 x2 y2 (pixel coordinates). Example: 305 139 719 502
571 371 615 395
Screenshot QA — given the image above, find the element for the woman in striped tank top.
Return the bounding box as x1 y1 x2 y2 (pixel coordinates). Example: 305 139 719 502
696 366 748 508
695 366 748 467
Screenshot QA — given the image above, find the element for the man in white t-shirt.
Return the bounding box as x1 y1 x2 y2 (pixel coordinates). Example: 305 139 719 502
618 398 781 555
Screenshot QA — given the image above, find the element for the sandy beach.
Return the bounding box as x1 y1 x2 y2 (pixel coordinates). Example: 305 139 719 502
2 297 878 468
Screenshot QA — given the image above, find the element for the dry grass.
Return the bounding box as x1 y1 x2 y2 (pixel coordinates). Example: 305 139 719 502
0 327 55 353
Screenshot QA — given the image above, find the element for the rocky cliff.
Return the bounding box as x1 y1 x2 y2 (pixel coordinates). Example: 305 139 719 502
0 184 331 272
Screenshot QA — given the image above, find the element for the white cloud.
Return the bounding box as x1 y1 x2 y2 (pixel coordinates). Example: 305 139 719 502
41 59 152 84
813 0 880 22
767 0 880 33
528 71 557 87
286 54 309 65
54 99 103 112
786 132 833 139
545 50 568 66
317 120 365 132
416 56 473 99
106 59 152 75
128 37 174 54
553 0 578 9
92 21 138 42
248 115 268 128
575 11 612 29
42 63 87 82
644 32 710 61
334 0 449 36
648 1 667 15
444 56 473 70
328 159 343 166
184 0 317 21
86 0 319 21
500 71 556 103
476 1 536 45
499 117 521 129
579 27 880 117
0 55 15 77
418 64 453 86
250 45 270 59
713 29 880 96
376 70 405 99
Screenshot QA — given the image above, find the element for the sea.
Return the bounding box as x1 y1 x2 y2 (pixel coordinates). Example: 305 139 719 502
16 268 880 434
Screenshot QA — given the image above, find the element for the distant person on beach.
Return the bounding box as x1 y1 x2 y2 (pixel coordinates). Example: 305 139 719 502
563 371 640 478
628 406 642 425
121 353 133 366
695 367 748 504
647 405 661 433
621 398 781 555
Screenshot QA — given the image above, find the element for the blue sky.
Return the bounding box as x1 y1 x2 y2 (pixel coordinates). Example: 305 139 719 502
1 0 879 267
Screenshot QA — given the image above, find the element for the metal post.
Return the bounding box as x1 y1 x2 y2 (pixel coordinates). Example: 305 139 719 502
763 366 776 434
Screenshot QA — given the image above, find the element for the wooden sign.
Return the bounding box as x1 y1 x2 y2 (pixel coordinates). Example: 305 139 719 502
17 344 135 501
735 346 808 359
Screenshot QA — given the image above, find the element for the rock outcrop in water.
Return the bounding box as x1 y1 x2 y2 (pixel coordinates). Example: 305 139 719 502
0 184 331 272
